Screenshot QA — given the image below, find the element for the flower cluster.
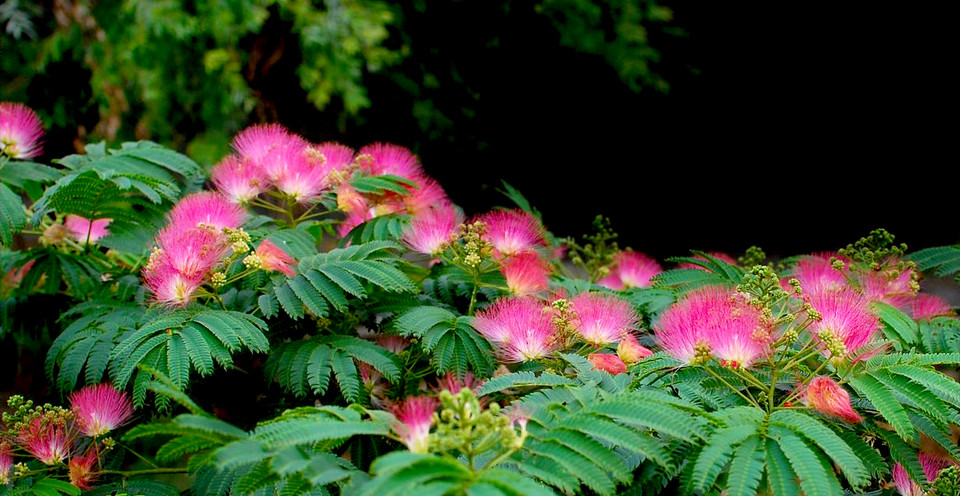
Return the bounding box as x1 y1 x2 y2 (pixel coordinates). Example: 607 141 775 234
0 101 44 159
598 250 663 290
473 297 558 362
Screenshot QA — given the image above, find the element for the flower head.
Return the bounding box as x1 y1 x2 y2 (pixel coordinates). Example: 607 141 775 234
402 206 464 255
570 292 638 347
435 371 484 397
17 417 73 465
357 143 425 179
231 123 296 166
501 252 551 297
69 450 99 490
803 376 861 423
892 451 950 496
0 102 44 159
272 144 331 203
256 239 296 276
403 177 451 216
0 443 13 484
617 332 653 364
477 209 544 257
598 250 662 290
167 192 246 235
70 383 134 437
910 294 955 320
588 353 627 374
806 288 879 359
859 266 917 310
473 297 558 362
211 154 267 204
392 396 437 453
64 215 112 243
790 253 850 296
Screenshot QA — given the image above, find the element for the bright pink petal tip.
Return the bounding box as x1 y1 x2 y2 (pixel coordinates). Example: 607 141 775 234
70 383 134 437
256 239 297 276
211 154 267 203
571 292 638 347
436 371 485 396
791 253 850 296
477 209 545 257
63 215 112 243
68 450 99 490
17 417 73 465
403 177 451 216
167 192 246 235
501 252 551 297
402 206 464 255
598 251 663 290
806 288 879 359
231 123 296 165
357 143 425 179
392 396 437 453
892 452 950 496
911 294 955 320
588 353 627 374
473 297 558 362
803 376 861 423
1 442 14 484
0 102 45 159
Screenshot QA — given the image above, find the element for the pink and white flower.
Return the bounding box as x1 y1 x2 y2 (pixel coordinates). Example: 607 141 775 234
477 209 544 257
0 443 13 484
357 143 425 179
17 417 73 465
789 253 850 296
570 292 637 347
167 192 246 235
806 288 879 359
402 206 463 255
68 450 99 490
64 215 112 243
910 294 955 320
392 396 437 453
598 251 663 290
211 154 266 204
70 383 134 437
231 123 298 166
0 102 44 159
803 376 861 423
256 239 297 277
501 252 551 297
473 297 558 362
892 451 950 496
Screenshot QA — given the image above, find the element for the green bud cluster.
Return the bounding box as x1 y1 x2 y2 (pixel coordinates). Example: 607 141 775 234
737 246 766 268
242 254 263 270
2 395 72 432
210 271 227 288
817 329 847 359
431 388 525 464
737 265 788 311
837 228 908 270
450 221 493 269
930 465 960 496
564 215 620 282
550 299 579 349
693 340 711 365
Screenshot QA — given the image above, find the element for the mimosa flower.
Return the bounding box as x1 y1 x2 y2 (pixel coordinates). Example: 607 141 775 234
64 215 112 243
68 450 99 490
588 353 627 374
910 294 955 320
806 288 879 359
435 371 484 396
477 209 544 257
0 443 13 484
273 144 330 203
17 417 73 465
617 332 653 364
789 253 850 295
501 252 550 297
473 297 558 362
70 383 134 437
313 142 356 173
402 206 464 255
0 102 44 159
598 250 662 290
859 266 918 310
803 376 861 423
256 239 296 276
231 123 296 166
357 143 425 179
892 451 949 496
142 264 205 307
211 154 266 203
336 183 369 215
167 192 246 234
392 396 437 453
570 292 638 347
403 177 451 216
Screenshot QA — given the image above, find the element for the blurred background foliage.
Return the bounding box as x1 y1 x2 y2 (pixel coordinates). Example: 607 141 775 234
1 0 683 166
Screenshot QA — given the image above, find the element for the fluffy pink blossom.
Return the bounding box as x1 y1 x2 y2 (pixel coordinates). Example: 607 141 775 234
806 288 879 359
859 266 917 310
598 251 663 290
70 383 134 437
677 252 737 270
910 294 955 320
211 154 267 204
501 252 551 297
17 417 73 465
392 396 437 453
357 143 425 179
892 451 950 496
231 123 297 166
314 142 355 171
167 192 246 235
403 177 451 216
143 264 204 307
473 297 558 362
617 332 653 364
272 144 331 203
336 183 368 215
153 226 228 281
68 450 99 490
435 371 484 396
803 376 861 423
790 253 850 296
570 292 637 347
0 102 44 159
256 239 296 276
0 443 13 484
402 206 463 255
588 353 627 374
477 209 544 257
64 215 112 243
654 287 768 368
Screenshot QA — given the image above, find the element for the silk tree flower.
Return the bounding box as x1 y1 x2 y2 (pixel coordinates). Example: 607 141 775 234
273 144 332 203
435 371 485 396
859 266 918 310
167 192 246 235
477 209 545 257
231 123 298 166
402 206 464 255
211 154 267 204
0 102 44 159
68 450 99 490
911 294 955 320
357 143 426 179
790 253 850 296
143 227 227 306
588 353 627 374
677 252 737 270
142 264 205 307
255 239 296 276
70 383 134 437
392 396 437 453
806 288 879 359
803 376 861 423
0 443 13 484
892 451 950 496
473 297 558 362
501 251 551 297
64 215 112 243
403 177 452 216
598 250 663 290
617 332 653 364
570 292 638 347
654 286 768 368
17 417 73 465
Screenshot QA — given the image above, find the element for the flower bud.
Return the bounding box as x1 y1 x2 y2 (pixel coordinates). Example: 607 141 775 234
588 353 627 375
803 376 861 423
617 333 653 364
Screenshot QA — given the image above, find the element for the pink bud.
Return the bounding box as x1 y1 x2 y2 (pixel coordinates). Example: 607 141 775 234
617 333 653 364
804 376 861 423
256 240 296 276
588 353 627 375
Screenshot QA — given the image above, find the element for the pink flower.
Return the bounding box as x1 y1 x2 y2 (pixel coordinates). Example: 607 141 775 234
64 215 112 243
68 450 99 490
892 451 949 496
357 143 425 179
598 251 663 290
859 266 917 310
0 442 13 484
167 192 246 235
256 239 296 276
0 102 44 159
570 292 638 347
617 332 653 364
473 297 558 362
231 123 297 166
273 144 331 203
588 353 627 374
435 371 485 396
678 252 737 270
143 264 205 307
70 383 134 437
375 334 411 354
403 177 451 216
910 294 955 320
803 376 861 423
392 396 437 453
17 417 73 465
477 209 544 257
790 253 850 296
654 286 768 368
336 183 369 215
501 252 551 297
402 206 463 255
806 288 879 359
211 154 267 204
153 225 228 281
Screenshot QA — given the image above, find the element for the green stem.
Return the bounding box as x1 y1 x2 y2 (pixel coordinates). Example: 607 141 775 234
703 366 759 407
467 272 480 316
101 467 188 476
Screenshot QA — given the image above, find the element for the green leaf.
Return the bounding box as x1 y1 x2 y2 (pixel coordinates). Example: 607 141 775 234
476 371 575 396
725 435 765 496
765 437 801 496
690 423 758 492
835 429 888 477
331 350 360 402
872 301 919 347
350 174 417 196
0 182 26 245
772 426 843 496
907 245 960 279
849 374 916 443
770 410 869 488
